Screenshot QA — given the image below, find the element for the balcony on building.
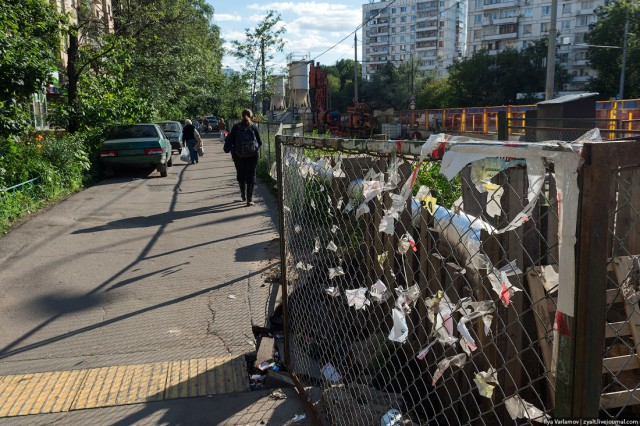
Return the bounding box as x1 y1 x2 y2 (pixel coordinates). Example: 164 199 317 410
483 0 518 11
493 16 518 25
576 8 594 15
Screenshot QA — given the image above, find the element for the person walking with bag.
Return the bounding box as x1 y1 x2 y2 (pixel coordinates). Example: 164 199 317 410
217 118 226 143
223 109 262 206
182 119 201 164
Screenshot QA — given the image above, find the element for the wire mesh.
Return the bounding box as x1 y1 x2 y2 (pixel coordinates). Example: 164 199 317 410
602 166 640 418
278 137 565 425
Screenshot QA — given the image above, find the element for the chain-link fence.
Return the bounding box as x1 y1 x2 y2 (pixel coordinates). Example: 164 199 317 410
275 134 640 424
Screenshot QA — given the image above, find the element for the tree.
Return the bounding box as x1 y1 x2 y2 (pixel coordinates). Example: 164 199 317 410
586 0 640 99
359 59 427 110
321 59 359 112
445 40 570 106
57 0 225 132
0 0 61 136
230 10 285 114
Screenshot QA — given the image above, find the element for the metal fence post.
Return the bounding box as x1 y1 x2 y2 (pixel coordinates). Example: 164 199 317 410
498 111 508 140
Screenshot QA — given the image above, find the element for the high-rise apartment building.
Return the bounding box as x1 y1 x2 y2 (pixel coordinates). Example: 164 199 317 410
362 0 467 80
466 0 605 91
363 0 604 92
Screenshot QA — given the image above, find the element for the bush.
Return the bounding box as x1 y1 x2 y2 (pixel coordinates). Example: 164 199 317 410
0 130 91 233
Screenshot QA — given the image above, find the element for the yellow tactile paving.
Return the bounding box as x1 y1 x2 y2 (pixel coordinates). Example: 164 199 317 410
0 356 248 418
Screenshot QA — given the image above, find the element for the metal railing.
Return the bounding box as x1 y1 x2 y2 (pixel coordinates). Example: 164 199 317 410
274 134 640 424
1 178 39 194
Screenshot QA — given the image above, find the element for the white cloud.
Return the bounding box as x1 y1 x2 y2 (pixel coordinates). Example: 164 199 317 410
215 13 242 22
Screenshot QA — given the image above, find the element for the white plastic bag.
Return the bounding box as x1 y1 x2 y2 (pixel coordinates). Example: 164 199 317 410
180 147 190 163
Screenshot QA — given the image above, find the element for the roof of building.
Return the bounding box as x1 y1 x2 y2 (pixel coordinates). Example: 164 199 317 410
538 92 599 105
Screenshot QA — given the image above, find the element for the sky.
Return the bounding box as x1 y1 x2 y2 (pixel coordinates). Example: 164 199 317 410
209 1 367 72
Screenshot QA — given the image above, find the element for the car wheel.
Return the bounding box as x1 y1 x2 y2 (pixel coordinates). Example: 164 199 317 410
158 161 168 177
167 154 173 167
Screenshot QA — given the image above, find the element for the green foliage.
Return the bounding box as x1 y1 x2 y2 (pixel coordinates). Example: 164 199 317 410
320 60 359 112
586 0 640 99
423 40 570 107
360 59 427 110
415 162 461 209
0 130 91 233
0 0 61 136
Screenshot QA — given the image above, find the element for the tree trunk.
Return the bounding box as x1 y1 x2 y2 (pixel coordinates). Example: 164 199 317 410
67 31 79 133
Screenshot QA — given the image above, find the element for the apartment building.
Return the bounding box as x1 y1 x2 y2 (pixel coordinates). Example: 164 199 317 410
466 0 605 91
362 0 467 80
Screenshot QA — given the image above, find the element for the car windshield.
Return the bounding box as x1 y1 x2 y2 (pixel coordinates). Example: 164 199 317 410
158 122 181 132
108 125 158 139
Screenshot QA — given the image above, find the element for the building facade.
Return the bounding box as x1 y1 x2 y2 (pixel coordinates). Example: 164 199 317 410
363 0 604 92
466 0 605 91
362 0 467 80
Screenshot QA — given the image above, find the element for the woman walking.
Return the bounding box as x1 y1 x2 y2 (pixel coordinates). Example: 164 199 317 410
223 109 262 206
182 119 200 164
217 118 226 143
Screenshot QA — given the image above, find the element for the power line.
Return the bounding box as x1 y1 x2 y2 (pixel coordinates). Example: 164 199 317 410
312 0 400 62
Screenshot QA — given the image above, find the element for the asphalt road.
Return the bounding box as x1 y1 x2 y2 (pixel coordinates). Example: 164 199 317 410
0 134 306 425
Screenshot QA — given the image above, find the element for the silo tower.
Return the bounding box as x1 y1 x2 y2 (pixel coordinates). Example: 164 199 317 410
288 60 310 108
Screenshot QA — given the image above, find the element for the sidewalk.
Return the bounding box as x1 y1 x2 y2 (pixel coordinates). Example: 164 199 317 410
0 133 311 425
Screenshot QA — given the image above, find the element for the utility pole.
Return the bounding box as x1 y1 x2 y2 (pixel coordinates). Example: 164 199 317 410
354 33 359 104
545 0 558 100
261 37 267 116
618 11 629 100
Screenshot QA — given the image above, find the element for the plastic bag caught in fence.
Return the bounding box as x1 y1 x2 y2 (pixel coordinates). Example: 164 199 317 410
432 353 466 385
504 395 550 422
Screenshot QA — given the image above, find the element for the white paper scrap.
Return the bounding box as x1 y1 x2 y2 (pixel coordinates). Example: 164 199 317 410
331 224 338 234
388 308 409 343
345 288 370 310
325 286 341 297
328 267 345 279
363 180 384 203
295 261 313 271
504 395 551 422
370 280 388 302
294 225 301 233
326 241 338 252
356 203 370 219
432 353 466 385
313 237 321 253
379 215 395 235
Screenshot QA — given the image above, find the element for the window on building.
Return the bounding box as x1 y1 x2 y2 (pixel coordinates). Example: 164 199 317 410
400 36 406 42
401 6 406 12
499 24 517 34
401 16 407 22
577 15 595 26
392 27 396 33
411 35 416 41
560 53 569 63
522 40 529 49
562 4 571 14
439 40 444 47
401 26 406 32
392 17 396 23
541 5 550 15
523 24 532 34
475 0 482 7
574 33 586 43
561 20 571 30
541 22 549 32
411 15 416 21
499 9 517 19
581 1 594 10
392 7 397 13
411 5 416 11
524 8 533 17
410 25 415 31
474 29 482 39
474 14 482 24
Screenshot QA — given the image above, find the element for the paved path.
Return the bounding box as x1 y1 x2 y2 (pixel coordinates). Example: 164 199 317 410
0 135 306 424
